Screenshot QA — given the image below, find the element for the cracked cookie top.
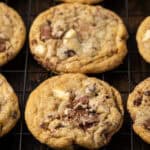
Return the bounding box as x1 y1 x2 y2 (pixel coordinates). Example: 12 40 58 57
0 74 20 137
29 3 128 73
25 74 124 149
128 77 150 144
0 3 26 66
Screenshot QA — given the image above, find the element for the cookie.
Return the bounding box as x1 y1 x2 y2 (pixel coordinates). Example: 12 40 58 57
25 73 124 149
29 3 128 74
127 78 150 143
57 0 103 4
136 17 150 63
0 3 26 66
0 74 20 137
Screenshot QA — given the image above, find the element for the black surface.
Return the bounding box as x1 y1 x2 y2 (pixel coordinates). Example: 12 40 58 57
0 0 150 149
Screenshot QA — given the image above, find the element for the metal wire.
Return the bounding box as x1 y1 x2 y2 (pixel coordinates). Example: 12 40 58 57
124 0 135 149
17 0 32 149
1 0 149 150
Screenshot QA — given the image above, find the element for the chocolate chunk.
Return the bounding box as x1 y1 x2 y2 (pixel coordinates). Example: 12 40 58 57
133 96 142 106
79 122 93 130
40 122 49 130
64 50 76 57
11 111 18 119
68 109 83 118
143 119 150 130
0 39 6 52
92 23 96 27
79 114 98 130
67 109 85 123
105 95 110 99
67 106 99 130
74 96 89 104
47 113 60 120
31 39 37 45
89 109 96 114
73 96 89 109
40 21 51 41
55 124 65 129
143 90 150 96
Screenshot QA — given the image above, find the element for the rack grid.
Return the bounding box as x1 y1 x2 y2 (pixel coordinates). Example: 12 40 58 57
0 0 149 149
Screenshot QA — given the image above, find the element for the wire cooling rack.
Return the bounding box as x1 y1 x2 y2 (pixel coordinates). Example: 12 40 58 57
0 0 149 149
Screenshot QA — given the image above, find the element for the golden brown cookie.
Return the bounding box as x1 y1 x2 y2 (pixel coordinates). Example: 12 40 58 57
136 17 150 63
57 0 103 4
127 77 150 144
0 74 20 137
25 73 124 149
29 3 128 74
0 3 26 66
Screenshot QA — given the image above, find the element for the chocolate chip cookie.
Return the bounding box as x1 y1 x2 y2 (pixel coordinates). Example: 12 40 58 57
0 74 20 137
25 73 124 149
29 3 128 73
136 17 150 63
127 78 150 143
58 0 103 4
0 3 26 66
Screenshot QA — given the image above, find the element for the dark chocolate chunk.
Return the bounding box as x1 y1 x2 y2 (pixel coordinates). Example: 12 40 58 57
89 109 96 114
64 50 76 57
55 124 65 129
74 96 89 104
47 113 60 120
143 90 150 96
72 96 89 109
31 39 37 45
105 95 110 99
40 122 49 130
79 122 93 130
143 119 150 130
133 96 142 106
79 115 98 130
40 21 51 41
0 39 6 52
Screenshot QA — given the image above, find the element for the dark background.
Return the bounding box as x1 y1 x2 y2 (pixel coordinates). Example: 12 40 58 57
0 0 150 149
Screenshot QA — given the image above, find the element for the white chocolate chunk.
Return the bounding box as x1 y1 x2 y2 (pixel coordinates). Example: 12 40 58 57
64 108 71 115
63 29 81 51
64 29 77 39
34 44 46 57
142 30 150 42
53 89 70 100
63 38 81 51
